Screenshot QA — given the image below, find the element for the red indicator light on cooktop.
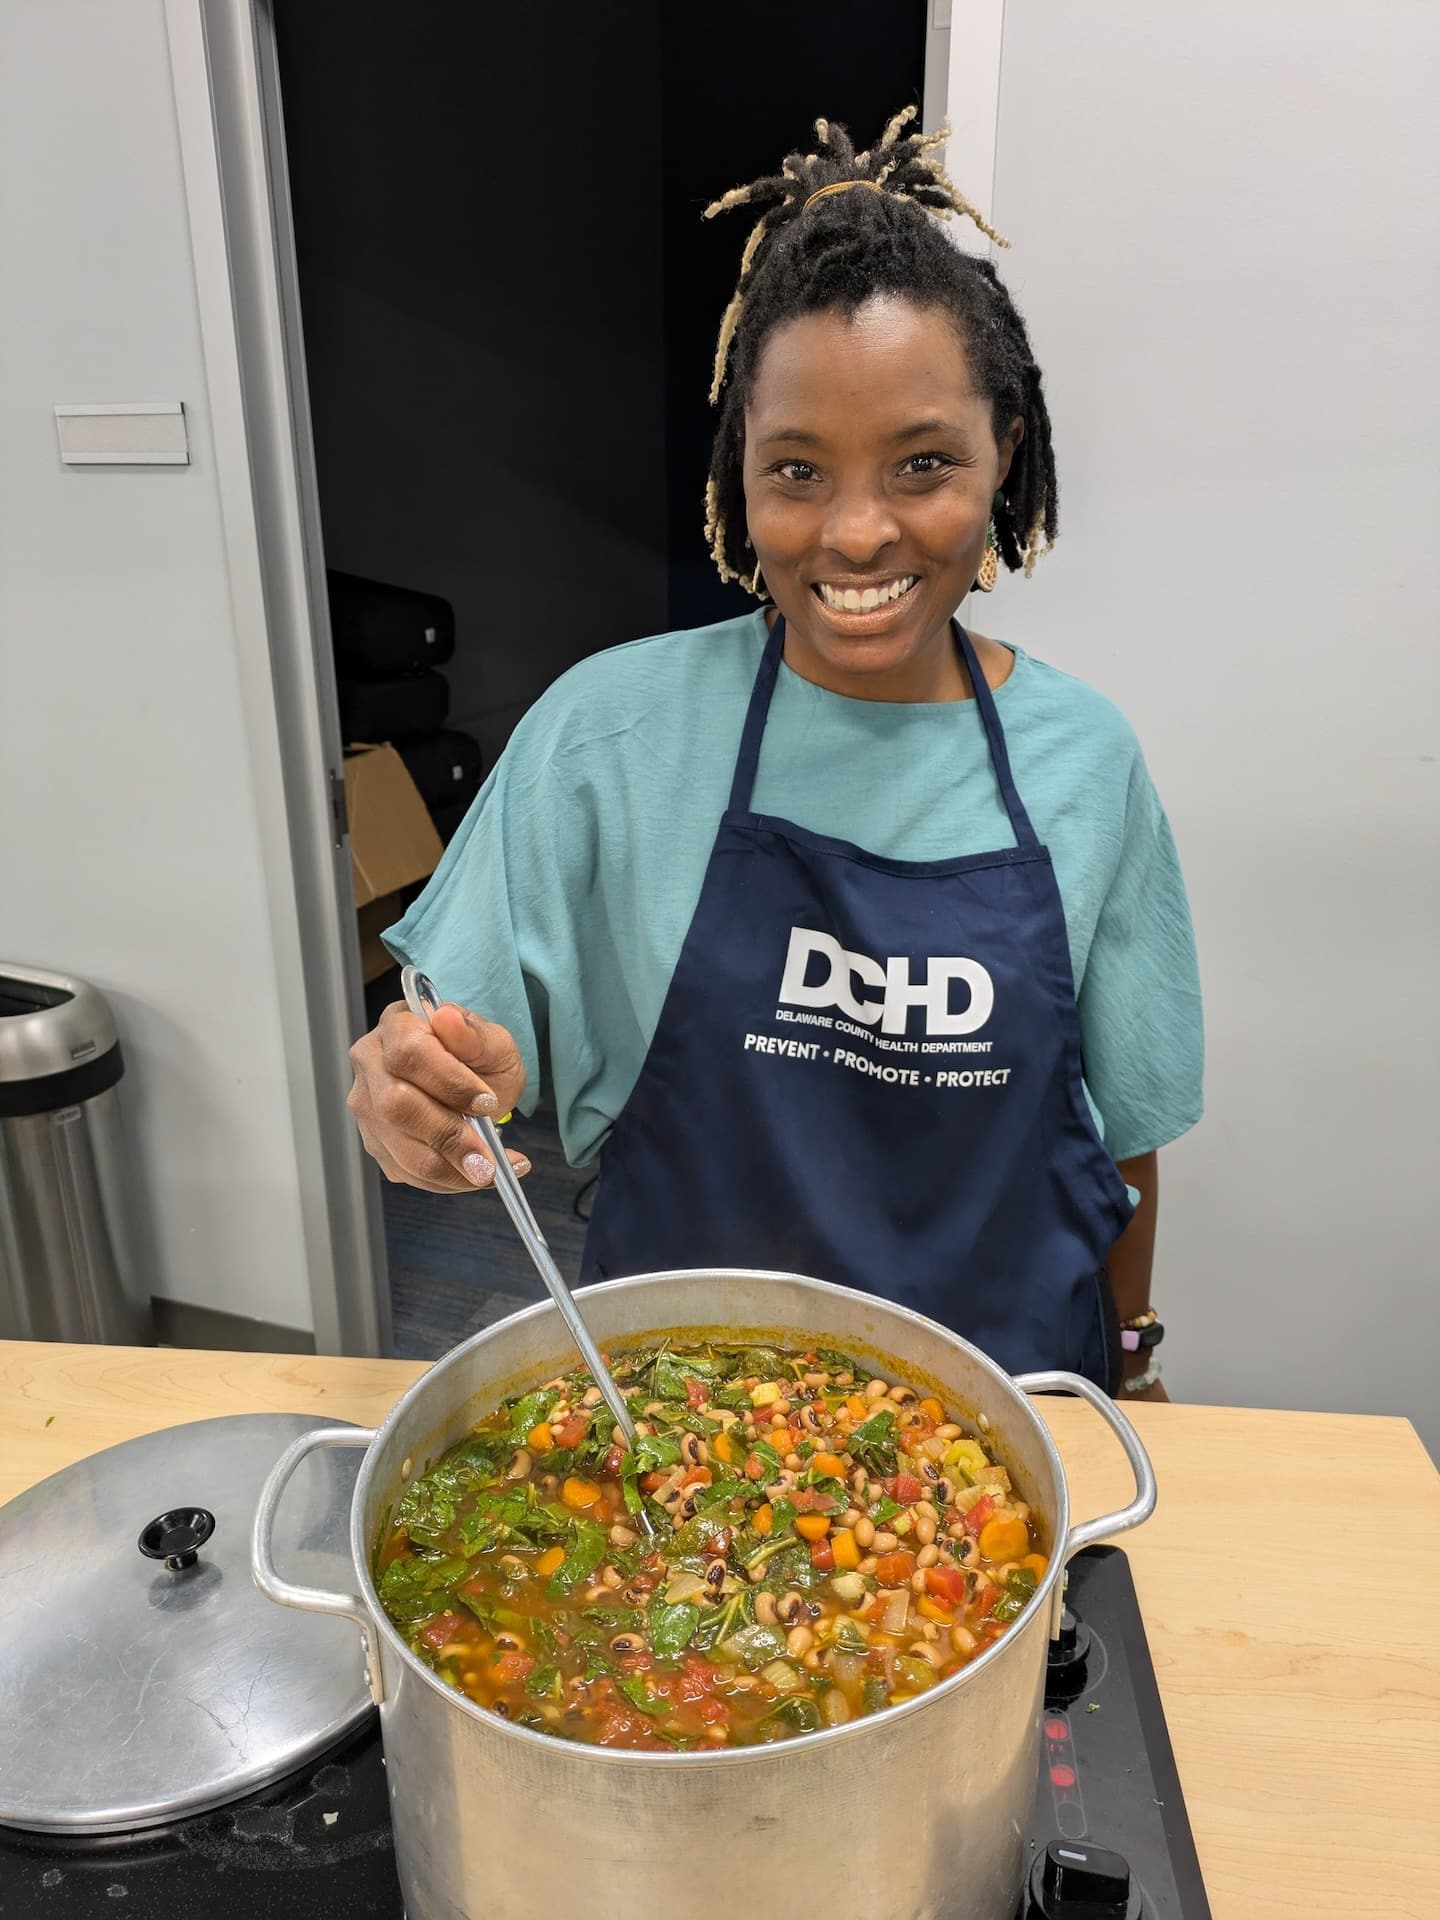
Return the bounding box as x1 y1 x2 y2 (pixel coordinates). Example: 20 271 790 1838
1050 1762 1078 1789
1045 1716 1068 1741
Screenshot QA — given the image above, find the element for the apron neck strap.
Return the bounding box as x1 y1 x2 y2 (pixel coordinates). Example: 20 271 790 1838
951 619 1038 848
728 615 786 811
729 612 1038 850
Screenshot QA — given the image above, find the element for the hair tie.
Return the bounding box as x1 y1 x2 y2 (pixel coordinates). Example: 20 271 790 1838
802 179 884 213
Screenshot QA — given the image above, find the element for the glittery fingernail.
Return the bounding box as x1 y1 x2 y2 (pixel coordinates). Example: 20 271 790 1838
469 1090 498 1115
512 1156 533 1179
462 1152 494 1186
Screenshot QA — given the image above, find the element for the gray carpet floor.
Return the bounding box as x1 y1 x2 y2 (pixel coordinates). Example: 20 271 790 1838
383 1099 596 1359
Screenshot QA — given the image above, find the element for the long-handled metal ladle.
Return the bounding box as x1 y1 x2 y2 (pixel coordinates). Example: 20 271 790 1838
400 967 639 1455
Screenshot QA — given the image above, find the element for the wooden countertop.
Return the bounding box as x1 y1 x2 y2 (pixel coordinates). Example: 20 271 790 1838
2 1341 1436 1916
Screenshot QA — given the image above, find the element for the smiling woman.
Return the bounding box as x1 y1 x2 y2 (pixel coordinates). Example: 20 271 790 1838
351 110 1204 1402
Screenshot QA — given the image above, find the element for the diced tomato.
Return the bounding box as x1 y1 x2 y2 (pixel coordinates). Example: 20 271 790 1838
790 1487 840 1513
873 1551 918 1587
703 1526 733 1558
418 1610 468 1650
743 1454 767 1481
679 1465 712 1489
492 1652 536 1685
976 1582 999 1618
698 1695 732 1726
964 1494 998 1538
640 1470 667 1493
603 1443 626 1475
809 1536 835 1572
883 1473 926 1506
684 1376 710 1408
924 1565 969 1607
553 1414 590 1448
616 1651 653 1675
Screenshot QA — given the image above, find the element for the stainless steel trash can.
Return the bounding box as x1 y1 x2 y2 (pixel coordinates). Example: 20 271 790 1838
0 962 152 1344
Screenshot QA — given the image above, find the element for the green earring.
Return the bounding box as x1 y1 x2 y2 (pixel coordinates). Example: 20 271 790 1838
976 518 1000 593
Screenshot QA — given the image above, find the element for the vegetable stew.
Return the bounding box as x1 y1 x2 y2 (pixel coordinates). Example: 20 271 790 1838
376 1342 1047 1750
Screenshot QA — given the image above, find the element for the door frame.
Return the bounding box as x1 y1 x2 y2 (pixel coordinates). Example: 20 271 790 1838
163 0 390 1356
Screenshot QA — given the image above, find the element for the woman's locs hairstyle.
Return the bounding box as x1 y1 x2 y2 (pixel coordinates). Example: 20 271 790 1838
702 107 1059 600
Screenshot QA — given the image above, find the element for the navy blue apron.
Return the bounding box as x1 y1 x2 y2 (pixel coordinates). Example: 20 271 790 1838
582 616 1134 1387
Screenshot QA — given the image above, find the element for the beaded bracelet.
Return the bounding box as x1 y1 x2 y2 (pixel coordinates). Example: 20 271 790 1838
1121 1355 1164 1395
1120 1307 1164 1353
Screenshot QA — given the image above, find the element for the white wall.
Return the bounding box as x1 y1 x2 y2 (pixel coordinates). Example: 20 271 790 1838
975 2 1439 1446
0 0 316 1334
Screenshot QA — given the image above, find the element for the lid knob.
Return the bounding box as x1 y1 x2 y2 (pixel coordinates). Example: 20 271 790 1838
138 1507 216 1572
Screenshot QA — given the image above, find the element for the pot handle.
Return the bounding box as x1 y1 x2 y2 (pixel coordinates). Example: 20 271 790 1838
251 1424 386 1705
1013 1371 1157 1562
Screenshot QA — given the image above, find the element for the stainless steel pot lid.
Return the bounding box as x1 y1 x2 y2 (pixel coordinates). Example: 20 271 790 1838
0 1413 374 1834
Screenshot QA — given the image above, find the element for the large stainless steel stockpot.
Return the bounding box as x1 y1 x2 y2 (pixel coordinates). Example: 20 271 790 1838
254 1270 1155 1920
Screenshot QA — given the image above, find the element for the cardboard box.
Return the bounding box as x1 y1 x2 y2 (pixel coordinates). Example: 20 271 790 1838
344 745 444 980
344 744 444 908
357 891 407 984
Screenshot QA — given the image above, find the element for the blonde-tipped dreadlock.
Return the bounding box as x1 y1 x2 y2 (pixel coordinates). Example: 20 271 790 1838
701 109 1059 598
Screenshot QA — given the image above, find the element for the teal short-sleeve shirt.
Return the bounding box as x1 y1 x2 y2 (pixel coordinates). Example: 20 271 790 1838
385 612 1203 1168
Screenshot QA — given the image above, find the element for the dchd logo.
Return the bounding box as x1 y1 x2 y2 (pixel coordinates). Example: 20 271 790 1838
778 927 994 1036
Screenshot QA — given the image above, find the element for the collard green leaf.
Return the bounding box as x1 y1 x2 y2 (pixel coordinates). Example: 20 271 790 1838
546 1519 608 1599
848 1409 899 1476
617 1676 662 1716
717 1622 787 1669
377 1553 466 1624
395 1479 456 1548
505 1390 556 1443
630 1432 682 1473
773 1694 822 1732
649 1600 700 1659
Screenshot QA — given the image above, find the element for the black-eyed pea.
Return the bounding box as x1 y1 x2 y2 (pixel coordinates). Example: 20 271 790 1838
755 1592 779 1626
873 1530 898 1553
950 1623 978 1655
916 1500 940 1523
858 1555 878 1576
854 1516 875 1549
914 1516 937 1547
935 1423 963 1440
784 1452 803 1470
802 1649 822 1672
840 1507 863 1529
786 1624 815 1657
865 1378 889 1402
582 1385 604 1407
910 1569 927 1594
916 1544 940 1569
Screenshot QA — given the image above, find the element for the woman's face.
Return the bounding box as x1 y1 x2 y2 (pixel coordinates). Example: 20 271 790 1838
742 295 1020 694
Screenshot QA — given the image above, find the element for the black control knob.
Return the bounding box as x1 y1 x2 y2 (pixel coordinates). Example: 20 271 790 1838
1031 1840 1133 1918
1046 1604 1092 1699
139 1507 215 1572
